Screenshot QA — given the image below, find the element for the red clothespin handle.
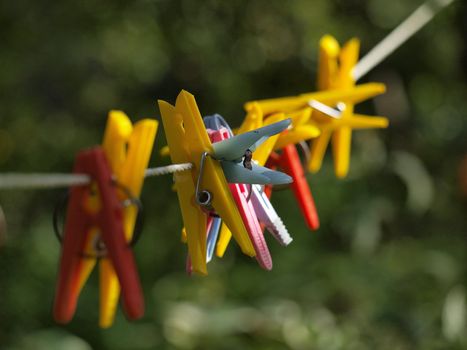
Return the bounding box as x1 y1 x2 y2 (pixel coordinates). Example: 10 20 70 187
53 147 144 324
267 145 320 230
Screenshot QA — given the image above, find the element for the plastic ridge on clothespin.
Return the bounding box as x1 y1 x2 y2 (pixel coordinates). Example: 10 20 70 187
250 184 292 246
53 148 144 325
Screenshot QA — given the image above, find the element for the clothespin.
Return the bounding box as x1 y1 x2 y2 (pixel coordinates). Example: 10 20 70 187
204 114 292 265
158 91 291 275
53 148 144 324
308 35 389 178
243 36 388 178
98 112 156 327
267 143 320 230
53 112 157 327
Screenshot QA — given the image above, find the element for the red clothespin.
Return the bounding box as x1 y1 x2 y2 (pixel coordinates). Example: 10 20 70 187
267 144 320 230
53 147 144 324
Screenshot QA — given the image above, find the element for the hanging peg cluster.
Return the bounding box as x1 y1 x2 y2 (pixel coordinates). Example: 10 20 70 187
28 16 467 324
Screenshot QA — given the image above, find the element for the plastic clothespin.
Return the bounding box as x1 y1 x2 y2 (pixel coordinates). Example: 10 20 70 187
101 111 157 328
243 36 388 178
207 126 273 270
54 112 156 328
53 148 144 325
307 35 389 178
267 143 320 230
204 115 292 263
158 90 257 275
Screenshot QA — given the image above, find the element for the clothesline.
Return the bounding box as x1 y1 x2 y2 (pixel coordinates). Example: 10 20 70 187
0 163 193 190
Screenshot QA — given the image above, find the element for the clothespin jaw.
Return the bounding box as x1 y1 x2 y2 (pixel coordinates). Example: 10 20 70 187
158 90 256 276
250 184 293 246
53 147 144 324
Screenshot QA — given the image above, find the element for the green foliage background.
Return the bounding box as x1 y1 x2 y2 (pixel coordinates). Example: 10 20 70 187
0 0 466 349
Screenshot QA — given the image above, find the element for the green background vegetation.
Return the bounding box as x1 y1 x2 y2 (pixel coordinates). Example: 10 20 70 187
0 0 466 349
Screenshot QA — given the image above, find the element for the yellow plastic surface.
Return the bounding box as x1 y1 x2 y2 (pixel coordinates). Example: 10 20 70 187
272 108 320 150
243 83 385 116
307 36 389 178
245 34 389 179
216 223 232 258
158 90 255 275
238 104 287 165
75 110 157 328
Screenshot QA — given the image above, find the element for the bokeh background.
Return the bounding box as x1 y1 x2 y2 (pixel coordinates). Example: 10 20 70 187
1 0 466 349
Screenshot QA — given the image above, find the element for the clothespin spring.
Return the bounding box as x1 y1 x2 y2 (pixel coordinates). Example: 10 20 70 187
195 152 214 208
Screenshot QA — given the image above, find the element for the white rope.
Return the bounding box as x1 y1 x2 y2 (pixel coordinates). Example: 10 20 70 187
353 0 455 81
308 100 342 119
145 163 193 177
0 163 193 190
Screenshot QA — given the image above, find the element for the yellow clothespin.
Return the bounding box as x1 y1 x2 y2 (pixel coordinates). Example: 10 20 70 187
158 90 255 275
244 35 388 178
74 111 157 328
308 35 388 178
